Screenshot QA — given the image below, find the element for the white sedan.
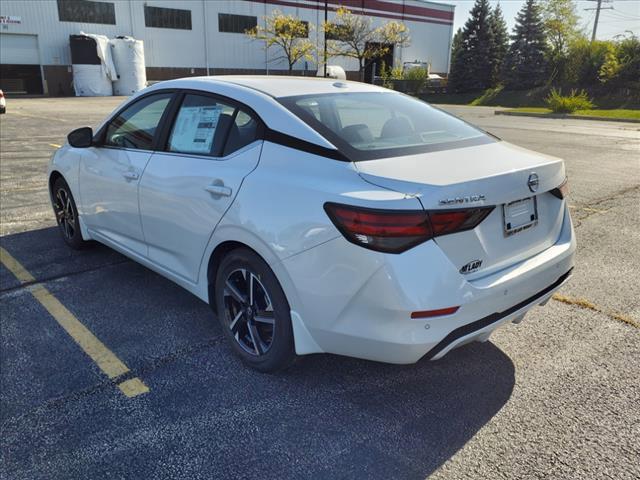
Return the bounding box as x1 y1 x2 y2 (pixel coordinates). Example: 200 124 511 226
49 77 575 371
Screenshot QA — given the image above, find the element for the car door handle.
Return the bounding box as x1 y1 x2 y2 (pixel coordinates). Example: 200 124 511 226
205 184 232 197
122 170 139 181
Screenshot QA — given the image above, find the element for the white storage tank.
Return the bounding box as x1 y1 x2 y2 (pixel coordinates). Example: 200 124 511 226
70 33 116 96
110 36 147 96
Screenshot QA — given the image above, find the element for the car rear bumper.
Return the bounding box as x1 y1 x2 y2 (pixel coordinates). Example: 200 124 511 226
283 204 576 364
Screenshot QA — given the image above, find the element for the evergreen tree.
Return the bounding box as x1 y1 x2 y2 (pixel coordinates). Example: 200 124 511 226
448 28 464 89
502 0 548 89
489 2 509 85
447 0 496 92
450 27 463 64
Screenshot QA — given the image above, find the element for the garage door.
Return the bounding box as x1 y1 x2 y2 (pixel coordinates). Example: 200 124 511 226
0 33 40 65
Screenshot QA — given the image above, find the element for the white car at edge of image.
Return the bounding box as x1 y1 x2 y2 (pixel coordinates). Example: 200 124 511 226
48 76 575 372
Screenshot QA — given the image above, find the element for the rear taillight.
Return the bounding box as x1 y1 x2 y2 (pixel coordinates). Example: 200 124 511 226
429 209 494 236
324 202 494 253
550 177 569 200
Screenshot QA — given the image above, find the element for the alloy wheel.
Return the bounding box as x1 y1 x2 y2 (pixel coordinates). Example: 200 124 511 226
54 188 76 240
223 268 275 356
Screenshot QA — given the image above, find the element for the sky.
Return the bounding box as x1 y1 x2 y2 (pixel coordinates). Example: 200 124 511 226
432 0 640 40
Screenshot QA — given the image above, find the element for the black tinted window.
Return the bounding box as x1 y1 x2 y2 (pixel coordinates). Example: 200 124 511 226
105 93 172 150
57 0 116 25
218 13 257 33
223 110 260 156
144 5 192 30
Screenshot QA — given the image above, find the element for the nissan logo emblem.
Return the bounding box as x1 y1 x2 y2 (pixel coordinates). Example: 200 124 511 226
527 173 539 193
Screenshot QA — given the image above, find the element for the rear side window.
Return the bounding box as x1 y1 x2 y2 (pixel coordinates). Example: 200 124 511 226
168 94 260 157
105 93 172 150
223 110 260 156
279 92 494 161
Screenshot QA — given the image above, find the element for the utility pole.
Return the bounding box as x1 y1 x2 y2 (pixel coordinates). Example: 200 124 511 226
585 0 613 42
323 0 328 77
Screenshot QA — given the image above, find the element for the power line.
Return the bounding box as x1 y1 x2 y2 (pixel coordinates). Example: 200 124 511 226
585 0 614 41
602 9 640 21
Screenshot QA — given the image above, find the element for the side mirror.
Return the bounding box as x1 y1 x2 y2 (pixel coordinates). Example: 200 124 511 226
67 127 93 148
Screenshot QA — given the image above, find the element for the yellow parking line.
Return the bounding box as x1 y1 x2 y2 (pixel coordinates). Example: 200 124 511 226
117 378 150 398
0 247 149 398
49 143 62 148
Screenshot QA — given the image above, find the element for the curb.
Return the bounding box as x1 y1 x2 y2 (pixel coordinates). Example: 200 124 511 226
494 110 640 124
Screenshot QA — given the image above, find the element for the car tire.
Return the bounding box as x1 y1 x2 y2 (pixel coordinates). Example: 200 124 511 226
214 248 296 373
52 177 88 250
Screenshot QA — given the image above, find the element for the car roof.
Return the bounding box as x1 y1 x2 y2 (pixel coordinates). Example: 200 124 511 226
164 75 388 99
137 76 395 153
140 75 383 153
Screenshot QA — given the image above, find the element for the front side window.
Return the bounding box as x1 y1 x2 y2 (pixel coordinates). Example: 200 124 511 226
167 94 260 157
105 93 172 150
279 92 494 160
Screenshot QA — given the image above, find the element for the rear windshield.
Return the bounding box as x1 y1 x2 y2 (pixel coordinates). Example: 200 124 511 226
278 92 495 161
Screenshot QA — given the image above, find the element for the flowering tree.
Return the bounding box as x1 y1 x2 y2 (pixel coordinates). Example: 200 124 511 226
247 10 315 72
324 7 410 81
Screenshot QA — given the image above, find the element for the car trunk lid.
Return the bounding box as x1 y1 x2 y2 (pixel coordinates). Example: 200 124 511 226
354 141 567 278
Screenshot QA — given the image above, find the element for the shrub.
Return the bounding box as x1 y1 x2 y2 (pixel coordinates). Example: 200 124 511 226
545 88 594 113
379 61 403 89
564 38 611 86
599 35 640 87
403 66 429 95
403 66 428 81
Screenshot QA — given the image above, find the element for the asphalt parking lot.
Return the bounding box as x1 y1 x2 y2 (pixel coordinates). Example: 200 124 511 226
1 96 639 480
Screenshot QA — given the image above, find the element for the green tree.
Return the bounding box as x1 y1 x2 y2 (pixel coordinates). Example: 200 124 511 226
542 0 579 54
502 0 548 89
600 34 640 86
247 10 315 72
542 0 580 83
566 37 614 86
449 27 463 67
447 28 463 91
447 0 496 92
324 6 410 82
489 2 509 85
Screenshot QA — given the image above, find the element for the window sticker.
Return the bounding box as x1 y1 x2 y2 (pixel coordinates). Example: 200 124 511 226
170 105 222 154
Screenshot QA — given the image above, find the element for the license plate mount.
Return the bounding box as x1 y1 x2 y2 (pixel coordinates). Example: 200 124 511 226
503 196 538 236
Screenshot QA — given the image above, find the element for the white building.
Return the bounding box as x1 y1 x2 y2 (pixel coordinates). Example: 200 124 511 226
0 0 455 95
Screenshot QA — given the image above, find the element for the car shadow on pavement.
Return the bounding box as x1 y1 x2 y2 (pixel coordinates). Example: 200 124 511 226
1 227 515 480
279 343 515 479
0 226 128 292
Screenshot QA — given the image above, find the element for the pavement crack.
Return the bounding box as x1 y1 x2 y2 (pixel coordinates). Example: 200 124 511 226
0 259 131 295
569 184 640 228
552 293 639 329
0 337 225 429
111 336 227 385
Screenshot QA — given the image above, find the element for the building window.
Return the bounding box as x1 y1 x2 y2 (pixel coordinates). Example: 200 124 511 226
57 0 116 25
218 13 257 34
144 5 192 30
325 24 352 41
277 21 309 38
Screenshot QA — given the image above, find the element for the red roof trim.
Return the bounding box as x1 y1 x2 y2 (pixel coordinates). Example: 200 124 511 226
243 0 454 26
